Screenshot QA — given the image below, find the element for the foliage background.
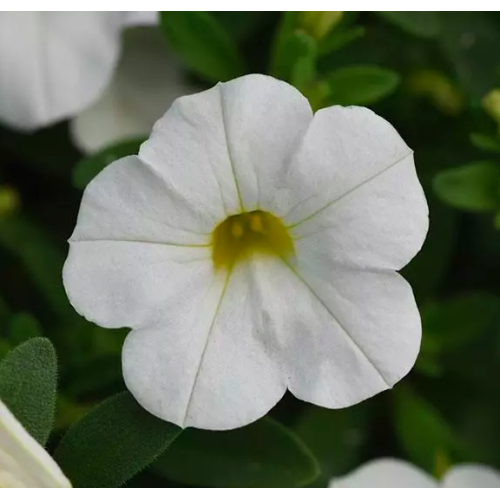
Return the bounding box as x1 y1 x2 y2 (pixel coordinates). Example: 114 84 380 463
1 11 500 487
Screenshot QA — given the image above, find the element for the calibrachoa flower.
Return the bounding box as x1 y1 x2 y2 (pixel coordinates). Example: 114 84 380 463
0 399 70 488
63 74 428 430
71 26 198 153
0 12 151 131
330 458 500 488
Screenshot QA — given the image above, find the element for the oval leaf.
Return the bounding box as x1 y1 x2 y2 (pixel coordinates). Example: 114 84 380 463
433 161 500 212
54 391 182 488
160 12 245 82
470 133 500 154
394 387 467 473
323 65 400 106
0 337 57 445
73 138 145 190
154 417 319 487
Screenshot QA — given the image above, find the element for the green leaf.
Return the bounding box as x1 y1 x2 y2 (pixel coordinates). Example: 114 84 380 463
376 12 440 39
288 31 318 91
154 417 320 487
8 313 42 346
73 138 145 190
294 404 373 486
470 133 500 154
55 391 182 488
160 12 245 82
0 214 72 318
393 387 466 473
270 12 301 77
433 161 500 212
322 65 400 106
439 13 500 99
423 293 500 350
319 26 365 55
0 338 57 445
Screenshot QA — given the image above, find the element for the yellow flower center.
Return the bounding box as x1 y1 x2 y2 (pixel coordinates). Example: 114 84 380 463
211 210 294 269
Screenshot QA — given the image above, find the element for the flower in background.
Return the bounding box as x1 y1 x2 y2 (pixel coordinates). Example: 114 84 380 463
0 398 70 488
71 26 198 153
63 74 428 430
0 12 149 131
330 458 500 488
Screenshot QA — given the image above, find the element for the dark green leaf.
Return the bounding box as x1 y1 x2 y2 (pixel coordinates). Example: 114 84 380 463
0 338 57 445
73 138 145 190
154 417 320 487
322 65 400 106
294 404 373 486
433 161 500 212
8 312 42 346
0 214 72 317
439 13 500 99
376 12 440 39
423 293 500 350
160 12 245 82
393 387 466 473
470 133 500 154
55 391 182 488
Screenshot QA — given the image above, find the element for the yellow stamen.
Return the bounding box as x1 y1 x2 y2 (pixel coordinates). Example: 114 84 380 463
231 220 244 239
249 213 264 233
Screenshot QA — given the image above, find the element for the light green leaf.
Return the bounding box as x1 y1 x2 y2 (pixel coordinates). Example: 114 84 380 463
433 161 500 212
376 12 440 39
270 12 301 78
160 12 245 82
294 404 372 486
319 26 365 55
470 133 500 154
154 417 320 487
8 313 42 346
55 391 182 488
73 138 145 190
393 387 466 473
0 338 57 445
322 65 400 106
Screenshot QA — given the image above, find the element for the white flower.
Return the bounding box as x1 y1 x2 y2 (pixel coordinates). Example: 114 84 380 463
0 12 150 131
330 458 500 488
0 399 71 488
71 26 198 153
63 74 428 430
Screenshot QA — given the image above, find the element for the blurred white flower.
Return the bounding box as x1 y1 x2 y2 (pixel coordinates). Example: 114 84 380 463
0 398 71 488
63 74 428 430
330 458 500 488
0 12 150 131
71 26 198 153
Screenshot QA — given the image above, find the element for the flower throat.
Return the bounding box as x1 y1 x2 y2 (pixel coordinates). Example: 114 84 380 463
211 210 294 269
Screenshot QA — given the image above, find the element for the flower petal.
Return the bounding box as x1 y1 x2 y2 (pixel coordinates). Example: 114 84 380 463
63 240 212 329
122 263 286 430
69 155 217 243
442 464 500 488
247 256 421 408
329 458 437 488
139 74 313 215
0 12 124 130
0 399 71 488
278 106 428 270
71 27 198 153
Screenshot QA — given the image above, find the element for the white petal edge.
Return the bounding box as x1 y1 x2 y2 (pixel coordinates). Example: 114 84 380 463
442 464 500 488
270 106 428 271
0 12 125 130
71 27 199 153
330 458 437 488
122 262 286 430
0 399 71 488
